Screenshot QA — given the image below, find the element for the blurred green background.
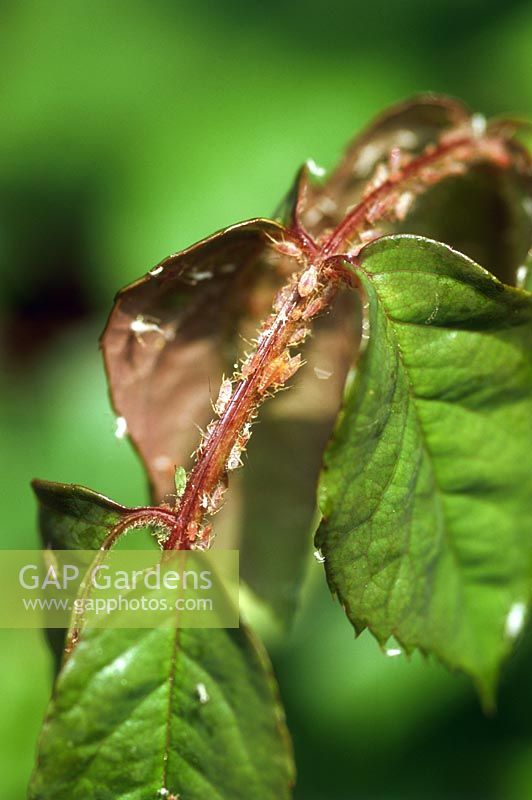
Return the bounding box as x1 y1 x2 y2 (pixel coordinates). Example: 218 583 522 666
2 1 532 797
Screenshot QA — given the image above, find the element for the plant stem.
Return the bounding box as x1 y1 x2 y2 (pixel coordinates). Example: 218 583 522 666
163 126 515 550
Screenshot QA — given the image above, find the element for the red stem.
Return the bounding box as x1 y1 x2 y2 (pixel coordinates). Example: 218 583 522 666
164 127 515 550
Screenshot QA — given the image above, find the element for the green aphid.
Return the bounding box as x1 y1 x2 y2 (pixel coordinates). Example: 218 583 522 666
174 466 187 498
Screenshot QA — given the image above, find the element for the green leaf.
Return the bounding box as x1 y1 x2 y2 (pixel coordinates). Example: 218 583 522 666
240 416 330 626
31 481 294 797
32 480 134 670
29 623 294 800
32 479 128 550
316 235 532 703
397 161 532 286
33 480 165 671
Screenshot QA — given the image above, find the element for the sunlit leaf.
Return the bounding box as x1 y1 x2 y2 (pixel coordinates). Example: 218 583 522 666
33 479 129 550
396 152 532 285
31 480 294 798
33 480 136 669
29 622 294 800
316 235 532 703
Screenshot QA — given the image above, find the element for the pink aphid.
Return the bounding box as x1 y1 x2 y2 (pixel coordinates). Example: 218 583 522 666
280 353 302 383
226 443 243 471
359 228 381 244
298 264 318 298
186 522 199 542
266 234 302 260
208 482 227 514
238 422 252 447
373 162 389 187
388 146 403 174
273 282 295 312
301 296 326 321
214 378 232 415
240 354 255 379
289 326 309 346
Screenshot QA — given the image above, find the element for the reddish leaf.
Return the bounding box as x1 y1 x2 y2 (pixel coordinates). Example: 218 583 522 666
297 94 471 236
101 219 295 502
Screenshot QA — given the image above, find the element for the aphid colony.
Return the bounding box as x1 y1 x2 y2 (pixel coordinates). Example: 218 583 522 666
168 244 335 549
338 113 502 257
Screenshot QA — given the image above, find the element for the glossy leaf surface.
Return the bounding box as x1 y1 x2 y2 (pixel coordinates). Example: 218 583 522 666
316 235 532 702
101 219 290 502
31 482 294 799
30 624 294 800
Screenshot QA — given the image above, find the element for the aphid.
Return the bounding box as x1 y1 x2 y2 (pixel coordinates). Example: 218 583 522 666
226 443 243 471
289 325 309 346
240 353 255 379
207 481 227 515
114 416 128 439
297 264 318 298
373 162 389 187
259 351 302 393
290 306 303 322
214 377 232 416
301 296 326 321
359 228 381 243
196 682 210 704
279 353 302 383
306 157 326 177
277 306 290 325
186 522 199 542
155 526 171 548
273 283 296 312
394 191 415 221
301 281 338 320
236 422 253 451
194 525 213 550
130 315 167 344
264 232 303 260
470 112 487 138
388 146 402 174
174 466 187 498
365 198 385 224
200 523 213 542
188 268 213 281
363 162 389 198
